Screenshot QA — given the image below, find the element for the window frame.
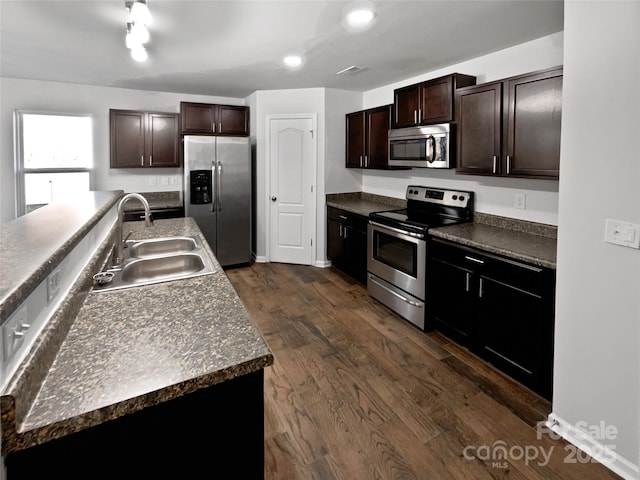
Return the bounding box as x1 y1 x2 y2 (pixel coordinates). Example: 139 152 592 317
14 110 94 217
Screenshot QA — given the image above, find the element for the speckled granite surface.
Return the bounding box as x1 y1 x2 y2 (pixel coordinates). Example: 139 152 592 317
1 217 273 455
0 191 123 325
120 191 183 211
326 192 405 216
430 214 557 269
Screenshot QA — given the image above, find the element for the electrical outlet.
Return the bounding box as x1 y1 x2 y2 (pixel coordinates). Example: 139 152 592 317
160 176 169 186
149 176 157 186
514 193 526 209
3 304 29 361
605 219 640 249
47 268 62 303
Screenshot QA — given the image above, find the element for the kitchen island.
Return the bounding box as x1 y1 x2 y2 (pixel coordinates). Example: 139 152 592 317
1 210 273 478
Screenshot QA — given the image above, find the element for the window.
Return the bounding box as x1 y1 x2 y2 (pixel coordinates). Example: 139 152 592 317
15 111 93 216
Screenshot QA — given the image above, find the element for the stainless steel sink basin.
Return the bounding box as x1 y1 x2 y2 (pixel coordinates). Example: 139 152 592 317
92 235 216 292
121 254 206 283
126 236 198 258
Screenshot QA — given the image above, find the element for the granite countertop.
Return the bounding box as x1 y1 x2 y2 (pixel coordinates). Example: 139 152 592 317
326 192 405 216
1 217 273 455
120 191 183 212
430 213 558 269
0 191 123 325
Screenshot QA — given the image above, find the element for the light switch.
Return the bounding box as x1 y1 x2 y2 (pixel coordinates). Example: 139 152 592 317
604 219 640 249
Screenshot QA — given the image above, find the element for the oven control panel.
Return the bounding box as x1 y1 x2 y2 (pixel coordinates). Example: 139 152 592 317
406 185 473 208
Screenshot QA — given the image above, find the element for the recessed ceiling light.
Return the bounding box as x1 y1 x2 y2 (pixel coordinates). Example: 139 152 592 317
346 8 375 27
131 45 148 62
283 55 303 69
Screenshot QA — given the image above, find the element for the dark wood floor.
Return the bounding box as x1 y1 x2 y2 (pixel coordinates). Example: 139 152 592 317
226 262 621 480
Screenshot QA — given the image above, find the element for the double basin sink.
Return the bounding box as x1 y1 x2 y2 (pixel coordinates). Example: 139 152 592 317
92 235 216 292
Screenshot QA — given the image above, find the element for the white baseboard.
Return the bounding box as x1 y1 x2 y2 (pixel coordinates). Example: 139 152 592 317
546 413 639 480
254 256 268 263
315 260 331 268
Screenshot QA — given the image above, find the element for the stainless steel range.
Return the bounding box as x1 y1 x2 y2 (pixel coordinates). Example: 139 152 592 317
367 185 473 329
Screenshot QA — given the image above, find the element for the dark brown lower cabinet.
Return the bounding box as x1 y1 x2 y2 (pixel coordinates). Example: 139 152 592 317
6 370 265 479
427 238 555 400
327 206 368 284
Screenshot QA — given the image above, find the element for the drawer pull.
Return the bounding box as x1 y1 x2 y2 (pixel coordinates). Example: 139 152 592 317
339 215 348 220
465 255 484 264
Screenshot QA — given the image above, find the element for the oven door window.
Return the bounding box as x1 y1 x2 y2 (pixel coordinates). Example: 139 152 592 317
372 230 417 277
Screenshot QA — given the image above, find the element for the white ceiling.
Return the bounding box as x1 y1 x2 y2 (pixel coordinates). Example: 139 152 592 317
0 0 564 99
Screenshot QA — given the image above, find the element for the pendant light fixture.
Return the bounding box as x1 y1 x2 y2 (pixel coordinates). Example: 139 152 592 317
124 0 151 62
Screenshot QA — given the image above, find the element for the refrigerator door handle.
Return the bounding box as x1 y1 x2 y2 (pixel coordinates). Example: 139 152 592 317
211 160 217 212
217 162 222 212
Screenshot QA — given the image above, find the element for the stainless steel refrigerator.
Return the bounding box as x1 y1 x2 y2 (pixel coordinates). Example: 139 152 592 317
183 135 251 267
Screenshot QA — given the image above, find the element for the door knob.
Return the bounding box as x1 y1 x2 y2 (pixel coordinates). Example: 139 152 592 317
271 196 277 202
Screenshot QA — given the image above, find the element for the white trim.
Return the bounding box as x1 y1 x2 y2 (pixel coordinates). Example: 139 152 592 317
546 414 640 480
254 255 268 263
315 260 331 268
265 113 318 266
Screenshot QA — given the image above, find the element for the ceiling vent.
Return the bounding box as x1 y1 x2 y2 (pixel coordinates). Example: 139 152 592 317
336 65 366 76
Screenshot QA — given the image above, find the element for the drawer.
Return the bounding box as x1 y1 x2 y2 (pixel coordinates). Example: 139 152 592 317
327 206 369 232
429 238 550 296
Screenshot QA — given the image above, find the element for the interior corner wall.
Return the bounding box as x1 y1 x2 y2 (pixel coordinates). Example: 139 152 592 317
553 1 640 477
252 88 325 261
0 77 244 225
359 31 564 225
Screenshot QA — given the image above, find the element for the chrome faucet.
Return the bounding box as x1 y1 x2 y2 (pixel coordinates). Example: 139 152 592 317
113 193 154 267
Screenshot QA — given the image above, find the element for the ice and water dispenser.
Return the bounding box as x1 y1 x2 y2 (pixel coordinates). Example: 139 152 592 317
190 170 212 205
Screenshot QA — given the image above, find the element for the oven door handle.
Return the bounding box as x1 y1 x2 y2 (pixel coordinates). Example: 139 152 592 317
368 275 424 308
369 221 425 239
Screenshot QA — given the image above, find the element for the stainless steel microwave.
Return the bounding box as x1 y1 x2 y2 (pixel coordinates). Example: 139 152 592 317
388 124 453 168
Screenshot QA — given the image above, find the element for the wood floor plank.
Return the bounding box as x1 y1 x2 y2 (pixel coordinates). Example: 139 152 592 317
226 263 623 480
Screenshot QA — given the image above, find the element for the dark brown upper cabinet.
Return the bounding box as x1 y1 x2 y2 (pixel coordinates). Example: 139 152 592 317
346 105 395 169
455 66 563 179
392 73 476 128
110 109 179 168
180 102 249 136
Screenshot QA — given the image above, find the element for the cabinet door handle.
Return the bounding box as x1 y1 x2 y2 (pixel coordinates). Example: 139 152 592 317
492 155 497 174
140 155 144 167
212 121 216 133
339 225 343 237
359 155 363 167
149 155 153 166
344 227 348 239
479 278 484 298
418 109 422 124
219 122 222 133
465 272 470 292
413 110 418 124
364 155 368 165
506 155 511 174
339 215 348 220
465 255 484 264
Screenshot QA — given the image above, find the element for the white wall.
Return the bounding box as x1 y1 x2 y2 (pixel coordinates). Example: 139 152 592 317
324 88 362 194
553 2 639 478
0 78 244 224
252 88 326 262
359 32 564 225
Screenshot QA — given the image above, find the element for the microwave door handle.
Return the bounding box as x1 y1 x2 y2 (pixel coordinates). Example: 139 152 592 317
427 135 436 163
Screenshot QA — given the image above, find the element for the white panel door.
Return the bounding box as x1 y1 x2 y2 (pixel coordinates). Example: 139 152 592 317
269 117 315 265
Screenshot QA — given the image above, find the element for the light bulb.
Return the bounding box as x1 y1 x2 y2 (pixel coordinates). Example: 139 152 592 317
283 55 303 68
125 23 136 49
130 1 151 25
346 8 375 27
130 22 149 44
131 45 148 62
